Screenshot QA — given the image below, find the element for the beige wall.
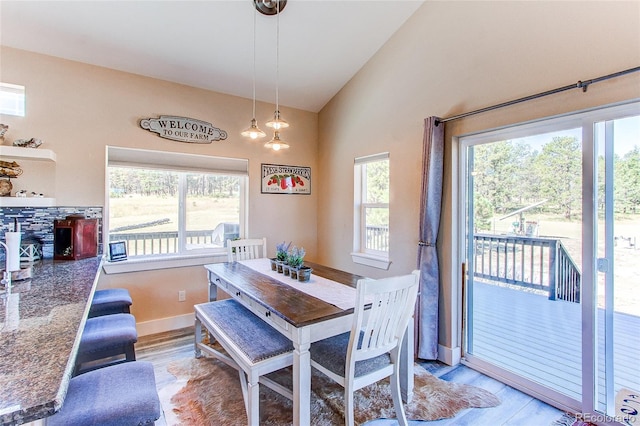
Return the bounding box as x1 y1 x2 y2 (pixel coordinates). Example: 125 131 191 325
317 1 640 355
2 1 639 342
0 47 319 330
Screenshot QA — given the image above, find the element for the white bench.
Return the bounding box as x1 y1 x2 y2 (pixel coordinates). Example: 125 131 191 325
194 299 293 425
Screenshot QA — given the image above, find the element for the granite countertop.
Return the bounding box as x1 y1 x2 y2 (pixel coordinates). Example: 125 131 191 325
0 257 101 425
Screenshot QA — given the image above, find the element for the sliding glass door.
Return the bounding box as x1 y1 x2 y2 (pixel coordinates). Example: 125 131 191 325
594 114 640 421
460 101 640 419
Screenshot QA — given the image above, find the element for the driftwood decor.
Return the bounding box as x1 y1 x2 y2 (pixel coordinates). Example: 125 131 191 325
140 115 228 144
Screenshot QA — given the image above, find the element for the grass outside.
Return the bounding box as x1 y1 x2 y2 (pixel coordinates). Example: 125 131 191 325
109 195 240 232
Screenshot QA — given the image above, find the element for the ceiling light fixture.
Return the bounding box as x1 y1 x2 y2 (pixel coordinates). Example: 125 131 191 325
264 130 289 151
262 0 290 134
241 3 266 140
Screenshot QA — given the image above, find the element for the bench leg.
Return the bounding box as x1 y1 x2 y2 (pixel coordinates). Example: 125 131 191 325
238 370 249 415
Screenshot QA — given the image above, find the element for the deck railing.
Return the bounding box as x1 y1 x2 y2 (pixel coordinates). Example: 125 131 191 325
473 233 581 302
366 225 389 252
110 230 218 256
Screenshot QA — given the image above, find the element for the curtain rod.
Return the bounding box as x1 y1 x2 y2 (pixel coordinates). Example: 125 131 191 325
435 66 640 126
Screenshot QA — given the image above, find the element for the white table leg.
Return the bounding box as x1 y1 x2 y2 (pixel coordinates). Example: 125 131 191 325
400 320 414 403
292 329 311 426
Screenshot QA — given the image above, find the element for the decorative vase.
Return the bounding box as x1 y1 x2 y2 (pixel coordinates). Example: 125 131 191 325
297 266 312 282
269 258 278 271
283 264 290 276
276 261 284 273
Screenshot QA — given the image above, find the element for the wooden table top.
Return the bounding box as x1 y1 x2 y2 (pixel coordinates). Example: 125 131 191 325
205 261 365 328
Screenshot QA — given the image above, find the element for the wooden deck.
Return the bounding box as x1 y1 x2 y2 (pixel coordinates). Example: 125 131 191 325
469 281 640 409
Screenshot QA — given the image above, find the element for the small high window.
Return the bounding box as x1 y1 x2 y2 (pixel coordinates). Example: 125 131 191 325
0 83 25 117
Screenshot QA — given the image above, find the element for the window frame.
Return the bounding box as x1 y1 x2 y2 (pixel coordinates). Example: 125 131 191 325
351 152 391 270
0 82 26 117
103 146 248 274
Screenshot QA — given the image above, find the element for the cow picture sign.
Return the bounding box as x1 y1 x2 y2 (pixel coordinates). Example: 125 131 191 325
140 115 228 144
261 163 311 195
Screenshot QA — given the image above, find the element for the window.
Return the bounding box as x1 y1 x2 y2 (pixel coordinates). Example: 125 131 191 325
0 83 25 116
105 146 247 270
352 152 390 269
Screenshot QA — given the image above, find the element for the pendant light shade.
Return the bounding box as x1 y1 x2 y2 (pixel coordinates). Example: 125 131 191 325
241 2 265 140
264 130 289 151
241 118 266 139
265 110 289 129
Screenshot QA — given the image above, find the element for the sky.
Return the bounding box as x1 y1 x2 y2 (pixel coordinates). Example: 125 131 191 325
519 114 639 156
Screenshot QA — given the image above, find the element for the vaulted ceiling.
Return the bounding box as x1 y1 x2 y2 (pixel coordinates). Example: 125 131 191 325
0 1 424 112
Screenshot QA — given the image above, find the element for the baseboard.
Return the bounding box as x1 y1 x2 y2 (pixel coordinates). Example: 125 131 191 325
136 313 195 337
437 344 462 366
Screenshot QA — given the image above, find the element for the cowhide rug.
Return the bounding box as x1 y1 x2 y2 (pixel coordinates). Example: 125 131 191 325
159 356 500 425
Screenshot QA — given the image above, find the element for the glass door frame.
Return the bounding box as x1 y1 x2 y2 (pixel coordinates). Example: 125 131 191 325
456 99 640 420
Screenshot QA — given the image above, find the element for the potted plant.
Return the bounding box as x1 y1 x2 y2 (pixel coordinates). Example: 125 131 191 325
274 241 290 273
287 246 305 279
297 265 312 282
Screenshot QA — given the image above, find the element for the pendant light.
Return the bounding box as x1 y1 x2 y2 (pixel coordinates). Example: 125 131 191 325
241 3 266 139
264 0 289 131
264 130 289 151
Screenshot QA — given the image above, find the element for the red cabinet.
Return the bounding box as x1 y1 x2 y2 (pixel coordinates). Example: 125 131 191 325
53 217 98 260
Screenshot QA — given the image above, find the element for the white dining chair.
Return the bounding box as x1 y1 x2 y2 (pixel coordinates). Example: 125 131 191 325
309 270 420 426
227 238 267 262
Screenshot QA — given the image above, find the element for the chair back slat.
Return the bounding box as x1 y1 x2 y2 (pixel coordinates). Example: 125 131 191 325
350 271 420 363
227 238 268 262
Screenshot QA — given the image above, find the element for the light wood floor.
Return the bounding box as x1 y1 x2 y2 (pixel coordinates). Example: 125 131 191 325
136 327 566 425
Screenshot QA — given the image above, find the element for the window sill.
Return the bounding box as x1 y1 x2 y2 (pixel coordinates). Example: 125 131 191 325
350 252 391 270
102 252 228 274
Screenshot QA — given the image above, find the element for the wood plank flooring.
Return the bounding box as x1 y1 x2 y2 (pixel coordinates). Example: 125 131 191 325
136 327 566 425
470 281 640 409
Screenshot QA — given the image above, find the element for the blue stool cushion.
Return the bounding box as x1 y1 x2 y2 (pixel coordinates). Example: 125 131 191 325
48 361 161 426
197 299 293 363
310 331 391 377
79 313 137 355
89 288 132 318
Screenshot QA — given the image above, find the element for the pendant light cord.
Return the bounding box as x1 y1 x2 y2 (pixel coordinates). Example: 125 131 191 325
275 0 280 114
252 5 257 119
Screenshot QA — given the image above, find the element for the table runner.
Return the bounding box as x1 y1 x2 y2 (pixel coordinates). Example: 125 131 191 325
238 258 357 310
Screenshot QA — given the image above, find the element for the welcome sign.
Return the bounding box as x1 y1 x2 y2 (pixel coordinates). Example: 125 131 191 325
140 115 228 143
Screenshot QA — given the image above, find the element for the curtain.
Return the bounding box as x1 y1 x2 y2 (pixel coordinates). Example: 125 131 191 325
416 116 444 360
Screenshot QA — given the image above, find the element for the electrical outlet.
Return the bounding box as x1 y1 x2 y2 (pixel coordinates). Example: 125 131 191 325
178 290 186 302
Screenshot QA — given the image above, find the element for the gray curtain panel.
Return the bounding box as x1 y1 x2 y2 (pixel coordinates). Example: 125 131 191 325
416 116 444 360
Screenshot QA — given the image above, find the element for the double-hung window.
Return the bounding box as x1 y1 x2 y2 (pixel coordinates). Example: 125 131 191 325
352 152 390 269
105 146 247 270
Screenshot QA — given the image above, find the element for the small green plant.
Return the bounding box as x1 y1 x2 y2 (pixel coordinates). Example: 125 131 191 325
287 246 305 268
276 241 291 262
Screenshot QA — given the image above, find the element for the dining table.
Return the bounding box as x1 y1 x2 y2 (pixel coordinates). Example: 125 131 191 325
203 258 414 426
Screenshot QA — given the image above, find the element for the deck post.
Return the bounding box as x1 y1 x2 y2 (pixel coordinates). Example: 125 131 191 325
548 240 557 300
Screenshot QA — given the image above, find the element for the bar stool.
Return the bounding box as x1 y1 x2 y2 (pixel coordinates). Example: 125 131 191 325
88 288 132 318
74 313 137 375
48 361 161 426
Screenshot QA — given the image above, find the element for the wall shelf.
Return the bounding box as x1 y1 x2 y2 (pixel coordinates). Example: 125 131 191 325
0 146 57 162
0 197 56 207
